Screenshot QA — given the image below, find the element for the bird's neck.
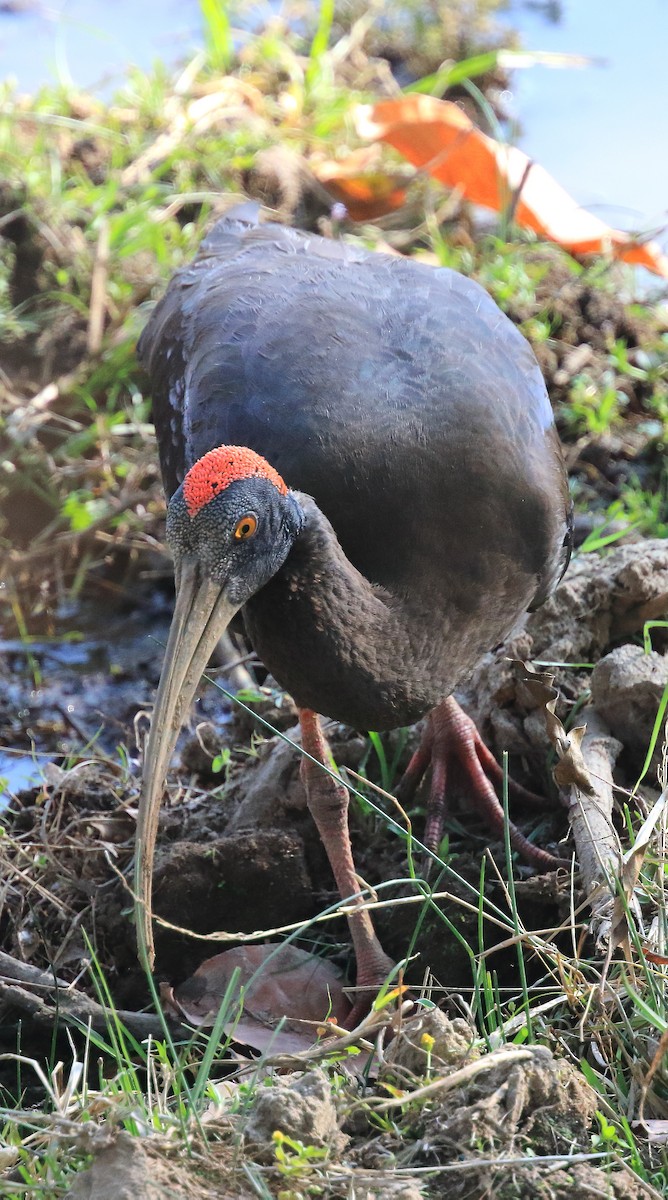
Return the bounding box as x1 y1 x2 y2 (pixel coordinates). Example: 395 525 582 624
243 495 451 729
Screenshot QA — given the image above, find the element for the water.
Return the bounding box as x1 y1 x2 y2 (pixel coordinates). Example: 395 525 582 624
0 0 202 91
0 604 174 808
503 0 668 244
1 1 666 247
0 748 47 798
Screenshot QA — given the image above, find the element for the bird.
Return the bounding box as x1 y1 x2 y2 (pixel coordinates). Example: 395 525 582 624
134 202 572 1019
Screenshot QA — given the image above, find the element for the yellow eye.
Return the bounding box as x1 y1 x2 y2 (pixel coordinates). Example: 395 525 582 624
233 513 258 541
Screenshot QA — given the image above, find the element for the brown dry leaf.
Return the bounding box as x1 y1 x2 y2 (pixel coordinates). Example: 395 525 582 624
640 1024 668 1121
356 95 668 277
163 944 352 1055
552 724 596 794
609 788 668 957
633 1119 668 1143
313 148 408 220
642 948 668 965
512 660 593 793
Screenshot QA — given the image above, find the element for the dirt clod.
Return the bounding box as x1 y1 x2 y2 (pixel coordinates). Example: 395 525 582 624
152 831 314 975
421 1045 595 1158
462 539 668 776
591 644 668 775
242 1069 346 1161
529 538 668 662
65 1132 224 1200
359 1181 425 1200
482 1161 643 1200
410 1045 601 1199
386 1007 479 1076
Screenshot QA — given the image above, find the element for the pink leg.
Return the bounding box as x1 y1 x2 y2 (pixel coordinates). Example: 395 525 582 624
299 709 394 1025
398 697 570 871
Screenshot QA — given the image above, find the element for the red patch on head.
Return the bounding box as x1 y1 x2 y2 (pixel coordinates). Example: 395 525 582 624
182 445 288 517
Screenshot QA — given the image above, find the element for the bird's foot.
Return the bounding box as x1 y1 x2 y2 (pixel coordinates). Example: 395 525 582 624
397 696 570 872
298 708 395 1027
342 969 402 1031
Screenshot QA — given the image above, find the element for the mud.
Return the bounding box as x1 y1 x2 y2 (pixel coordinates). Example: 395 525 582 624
243 1069 346 1160
213 1028 630 1200
152 831 315 980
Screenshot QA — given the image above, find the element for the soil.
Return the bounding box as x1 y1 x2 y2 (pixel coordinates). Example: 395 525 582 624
64 1133 235 1200
57 1024 638 1199
6 479 664 1193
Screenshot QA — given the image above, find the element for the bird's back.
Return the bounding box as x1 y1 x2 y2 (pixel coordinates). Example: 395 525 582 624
139 206 571 618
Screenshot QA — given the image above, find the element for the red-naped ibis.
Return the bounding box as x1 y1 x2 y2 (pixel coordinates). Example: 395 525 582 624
135 204 571 1012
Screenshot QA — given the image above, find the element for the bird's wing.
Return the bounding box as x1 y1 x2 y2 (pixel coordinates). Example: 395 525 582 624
138 204 262 492
138 204 377 495
139 209 571 609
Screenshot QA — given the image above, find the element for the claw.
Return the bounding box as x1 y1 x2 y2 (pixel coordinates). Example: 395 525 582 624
397 697 571 871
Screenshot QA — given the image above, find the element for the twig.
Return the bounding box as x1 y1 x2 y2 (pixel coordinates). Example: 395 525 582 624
564 705 624 947
87 219 110 355
368 1046 534 1111
0 950 175 1041
513 663 624 948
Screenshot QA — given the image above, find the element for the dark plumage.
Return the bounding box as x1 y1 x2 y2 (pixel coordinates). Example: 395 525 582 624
135 204 572 1015
139 206 570 727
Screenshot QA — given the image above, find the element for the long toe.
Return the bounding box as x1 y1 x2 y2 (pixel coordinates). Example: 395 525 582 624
400 697 571 871
472 735 553 811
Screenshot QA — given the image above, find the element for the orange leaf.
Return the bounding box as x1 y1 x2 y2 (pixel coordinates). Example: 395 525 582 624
642 947 668 965
356 94 668 278
314 149 407 221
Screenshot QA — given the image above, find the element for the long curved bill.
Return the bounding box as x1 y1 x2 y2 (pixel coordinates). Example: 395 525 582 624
134 557 241 970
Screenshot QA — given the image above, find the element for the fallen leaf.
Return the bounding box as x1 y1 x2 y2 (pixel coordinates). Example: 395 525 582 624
313 148 408 220
356 95 668 277
632 1119 668 1143
164 943 352 1055
512 660 592 793
642 948 668 965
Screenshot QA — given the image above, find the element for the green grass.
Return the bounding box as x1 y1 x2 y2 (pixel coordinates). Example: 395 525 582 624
200 0 234 74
